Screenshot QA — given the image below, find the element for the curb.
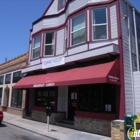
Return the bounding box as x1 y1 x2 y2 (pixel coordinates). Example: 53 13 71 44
3 121 59 140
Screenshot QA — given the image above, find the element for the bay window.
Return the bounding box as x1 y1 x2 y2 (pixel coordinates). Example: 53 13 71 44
71 13 85 46
92 8 108 40
32 35 41 59
44 32 54 56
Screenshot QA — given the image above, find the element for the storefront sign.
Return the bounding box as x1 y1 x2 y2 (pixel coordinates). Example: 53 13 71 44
42 57 65 69
33 84 45 87
46 83 55 87
108 75 119 82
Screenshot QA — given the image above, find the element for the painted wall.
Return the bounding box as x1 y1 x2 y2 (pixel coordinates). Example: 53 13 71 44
119 0 138 114
133 71 140 114
57 86 68 118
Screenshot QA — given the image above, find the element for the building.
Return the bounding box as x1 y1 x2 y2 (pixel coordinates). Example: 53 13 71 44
0 52 28 116
13 0 140 136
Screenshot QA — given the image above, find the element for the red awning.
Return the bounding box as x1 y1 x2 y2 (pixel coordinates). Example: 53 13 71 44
13 59 120 89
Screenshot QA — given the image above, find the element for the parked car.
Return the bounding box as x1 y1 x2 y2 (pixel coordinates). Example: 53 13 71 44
0 111 3 124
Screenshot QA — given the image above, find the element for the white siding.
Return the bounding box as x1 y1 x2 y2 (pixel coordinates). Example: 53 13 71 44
46 0 58 15
110 5 118 39
120 0 133 114
133 72 140 114
89 39 118 50
56 29 65 55
69 0 88 13
68 44 88 55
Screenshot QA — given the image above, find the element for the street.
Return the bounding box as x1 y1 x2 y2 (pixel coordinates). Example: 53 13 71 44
0 122 55 140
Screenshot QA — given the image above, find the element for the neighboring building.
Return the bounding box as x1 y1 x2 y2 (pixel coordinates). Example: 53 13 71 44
0 52 28 116
13 0 140 136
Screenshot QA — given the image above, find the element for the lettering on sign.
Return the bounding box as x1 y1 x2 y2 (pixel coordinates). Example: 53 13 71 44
108 75 119 82
42 57 65 69
33 84 45 87
46 83 55 87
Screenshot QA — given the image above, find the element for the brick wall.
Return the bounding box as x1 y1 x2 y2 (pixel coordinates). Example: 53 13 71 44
74 116 111 136
31 110 66 124
7 107 23 116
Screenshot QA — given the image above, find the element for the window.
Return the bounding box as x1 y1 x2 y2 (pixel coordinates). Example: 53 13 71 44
35 88 55 111
0 88 2 105
13 71 24 83
32 35 41 59
44 32 54 56
5 74 11 84
92 8 108 40
71 13 85 46
11 89 23 108
65 26 68 50
58 0 66 10
79 84 116 113
0 75 4 85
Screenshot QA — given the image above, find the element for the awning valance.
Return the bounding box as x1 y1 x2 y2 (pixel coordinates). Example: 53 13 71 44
13 59 120 89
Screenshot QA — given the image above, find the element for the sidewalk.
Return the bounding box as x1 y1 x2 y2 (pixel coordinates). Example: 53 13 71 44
3 112 111 140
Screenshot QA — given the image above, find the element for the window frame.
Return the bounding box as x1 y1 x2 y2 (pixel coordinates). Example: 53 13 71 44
58 0 66 11
92 7 108 41
44 32 55 57
5 73 11 84
12 71 24 83
0 75 4 85
32 34 41 59
70 12 86 47
11 89 23 109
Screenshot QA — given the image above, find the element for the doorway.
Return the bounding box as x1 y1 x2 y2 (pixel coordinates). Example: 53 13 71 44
68 86 77 120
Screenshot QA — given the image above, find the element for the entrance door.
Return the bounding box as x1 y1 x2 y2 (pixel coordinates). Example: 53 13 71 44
68 86 77 120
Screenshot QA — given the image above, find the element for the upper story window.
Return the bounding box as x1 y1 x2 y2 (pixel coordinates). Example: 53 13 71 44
58 0 66 10
32 35 41 59
44 32 55 56
92 8 108 40
13 71 24 83
0 76 4 85
71 13 85 46
5 73 11 84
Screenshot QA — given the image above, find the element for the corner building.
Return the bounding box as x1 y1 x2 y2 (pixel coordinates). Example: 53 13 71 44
13 0 140 136
0 52 28 116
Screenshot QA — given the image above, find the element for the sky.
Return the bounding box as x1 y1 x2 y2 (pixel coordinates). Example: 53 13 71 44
0 0 139 64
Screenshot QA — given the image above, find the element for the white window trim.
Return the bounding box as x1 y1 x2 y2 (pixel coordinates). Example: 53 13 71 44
92 8 108 41
32 35 41 59
44 32 55 57
71 13 86 47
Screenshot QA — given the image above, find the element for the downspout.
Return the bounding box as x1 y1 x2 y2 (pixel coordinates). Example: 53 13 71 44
133 8 139 71
126 2 135 115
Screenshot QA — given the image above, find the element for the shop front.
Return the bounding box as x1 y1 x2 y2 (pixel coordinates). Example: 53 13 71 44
13 59 120 136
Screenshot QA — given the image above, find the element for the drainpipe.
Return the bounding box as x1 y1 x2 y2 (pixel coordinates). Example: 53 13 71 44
133 8 139 71
126 2 135 115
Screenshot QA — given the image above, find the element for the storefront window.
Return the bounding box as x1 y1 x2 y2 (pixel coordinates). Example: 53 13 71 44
11 89 23 108
0 88 2 105
0 75 4 85
13 71 24 83
5 73 11 84
35 88 55 111
79 84 116 113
